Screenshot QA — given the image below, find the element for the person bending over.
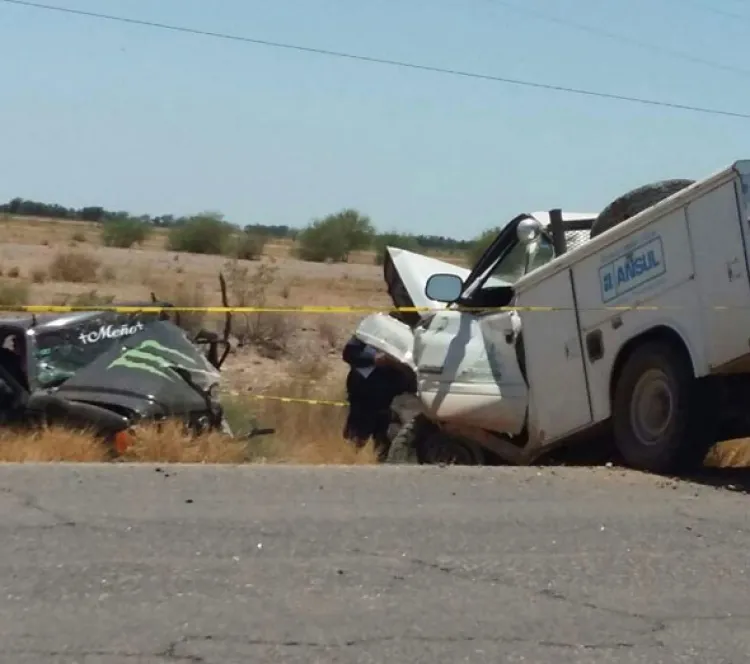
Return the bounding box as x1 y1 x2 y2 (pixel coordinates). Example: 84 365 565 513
341 335 413 460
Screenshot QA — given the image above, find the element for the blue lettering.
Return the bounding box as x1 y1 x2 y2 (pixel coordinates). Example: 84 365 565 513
599 236 665 303
616 250 660 286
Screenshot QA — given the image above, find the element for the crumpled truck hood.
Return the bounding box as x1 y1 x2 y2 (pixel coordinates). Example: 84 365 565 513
354 246 471 366
383 246 472 321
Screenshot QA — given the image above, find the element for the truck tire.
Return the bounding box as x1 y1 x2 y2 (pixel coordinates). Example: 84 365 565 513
385 414 485 466
611 341 713 473
415 431 485 466
590 179 695 239
385 413 425 464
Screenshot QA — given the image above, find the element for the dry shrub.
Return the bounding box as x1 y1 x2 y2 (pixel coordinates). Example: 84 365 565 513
290 355 331 382
705 439 750 468
239 377 376 465
101 265 117 282
318 320 339 350
0 279 30 306
60 290 115 307
144 278 209 337
227 232 268 261
7 266 20 278
224 259 294 356
70 230 86 243
171 279 209 336
0 426 107 462
48 250 101 283
120 420 248 463
31 268 47 284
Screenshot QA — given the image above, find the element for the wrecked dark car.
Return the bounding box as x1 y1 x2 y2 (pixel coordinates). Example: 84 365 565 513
0 297 271 453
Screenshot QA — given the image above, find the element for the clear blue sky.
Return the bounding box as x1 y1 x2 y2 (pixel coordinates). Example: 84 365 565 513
2 0 749 240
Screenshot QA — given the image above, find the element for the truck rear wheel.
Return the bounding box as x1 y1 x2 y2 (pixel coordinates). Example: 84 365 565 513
590 179 695 239
612 341 713 473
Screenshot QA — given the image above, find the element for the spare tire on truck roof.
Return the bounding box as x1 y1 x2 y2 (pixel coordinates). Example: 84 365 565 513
590 179 696 239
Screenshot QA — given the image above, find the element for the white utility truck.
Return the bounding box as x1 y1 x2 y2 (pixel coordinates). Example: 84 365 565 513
355 161 750 474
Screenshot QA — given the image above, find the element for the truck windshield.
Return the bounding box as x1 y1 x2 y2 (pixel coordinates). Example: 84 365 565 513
465 235 555 299
32 322 143 388
487 235 555 285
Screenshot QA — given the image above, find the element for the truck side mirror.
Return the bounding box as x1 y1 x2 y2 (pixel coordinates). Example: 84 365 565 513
425 273 464 304
517 217 543 245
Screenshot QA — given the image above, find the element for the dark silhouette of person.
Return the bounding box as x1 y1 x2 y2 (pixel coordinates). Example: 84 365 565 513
342 335 415 460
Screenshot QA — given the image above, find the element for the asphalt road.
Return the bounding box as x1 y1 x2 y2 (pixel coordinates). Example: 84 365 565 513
0 464 749 664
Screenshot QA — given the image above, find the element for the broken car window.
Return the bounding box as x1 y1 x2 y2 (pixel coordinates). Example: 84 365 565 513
32 320 145 387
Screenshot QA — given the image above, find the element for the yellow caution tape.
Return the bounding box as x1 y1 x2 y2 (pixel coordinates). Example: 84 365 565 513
247 394 348 407
0 303 741 314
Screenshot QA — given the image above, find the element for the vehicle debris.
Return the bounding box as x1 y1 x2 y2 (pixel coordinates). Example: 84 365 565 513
0 273 274 455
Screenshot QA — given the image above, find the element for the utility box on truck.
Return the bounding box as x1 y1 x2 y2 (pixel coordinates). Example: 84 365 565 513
356 160 750 473
513 160 750 471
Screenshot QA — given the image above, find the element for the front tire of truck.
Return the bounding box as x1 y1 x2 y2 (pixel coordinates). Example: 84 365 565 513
590 179 695 239
385 414 485 465
612 341 713 474
385 414 425 464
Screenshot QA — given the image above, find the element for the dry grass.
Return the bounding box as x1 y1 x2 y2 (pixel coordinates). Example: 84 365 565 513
704 439 750 468
47 249 101 283
0 419 376 465
0 426 109 462
120 420 249 463
0 375 376 465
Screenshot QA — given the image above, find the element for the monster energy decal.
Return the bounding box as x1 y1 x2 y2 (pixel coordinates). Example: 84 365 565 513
107 339 213 381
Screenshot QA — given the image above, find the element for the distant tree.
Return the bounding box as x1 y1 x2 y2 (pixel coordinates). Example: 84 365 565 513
166 211 234 255
226 230 268 260
80 206 105 222
101 217 151 248
295 208 375 263
467 227 500 265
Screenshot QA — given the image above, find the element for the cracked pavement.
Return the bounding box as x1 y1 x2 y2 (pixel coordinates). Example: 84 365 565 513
0 463 748 663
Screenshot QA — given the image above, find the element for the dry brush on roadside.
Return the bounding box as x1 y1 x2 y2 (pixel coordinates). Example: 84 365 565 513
0 393 376 465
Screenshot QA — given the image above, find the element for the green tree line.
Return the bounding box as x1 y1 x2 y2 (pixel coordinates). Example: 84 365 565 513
1 197 485 264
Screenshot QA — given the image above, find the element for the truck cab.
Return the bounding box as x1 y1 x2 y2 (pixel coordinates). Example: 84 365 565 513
355 210 596 465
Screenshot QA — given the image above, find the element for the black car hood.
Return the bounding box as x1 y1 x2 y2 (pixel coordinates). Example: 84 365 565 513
54 321 221 417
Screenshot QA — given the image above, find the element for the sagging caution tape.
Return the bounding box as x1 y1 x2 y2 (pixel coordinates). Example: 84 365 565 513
0 304 745 314
247 394 348 408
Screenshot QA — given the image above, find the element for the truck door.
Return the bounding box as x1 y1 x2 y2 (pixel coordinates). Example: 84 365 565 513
413 226 546 436
515 267 593 446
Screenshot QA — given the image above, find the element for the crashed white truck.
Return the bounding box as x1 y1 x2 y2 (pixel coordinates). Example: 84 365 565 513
355 160 750 474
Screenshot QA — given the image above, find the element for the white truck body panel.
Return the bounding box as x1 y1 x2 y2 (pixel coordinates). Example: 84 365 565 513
413 309 527 435
514 160 750 448
515 268 593 449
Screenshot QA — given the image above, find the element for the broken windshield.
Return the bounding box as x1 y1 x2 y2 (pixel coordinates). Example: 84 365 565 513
463 234 555 299
32 319 147 388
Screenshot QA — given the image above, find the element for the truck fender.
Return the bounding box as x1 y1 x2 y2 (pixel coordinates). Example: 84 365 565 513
26 392 132 435
608 324 700 405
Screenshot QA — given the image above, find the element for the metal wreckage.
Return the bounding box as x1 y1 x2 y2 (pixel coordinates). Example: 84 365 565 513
0 274 273 455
